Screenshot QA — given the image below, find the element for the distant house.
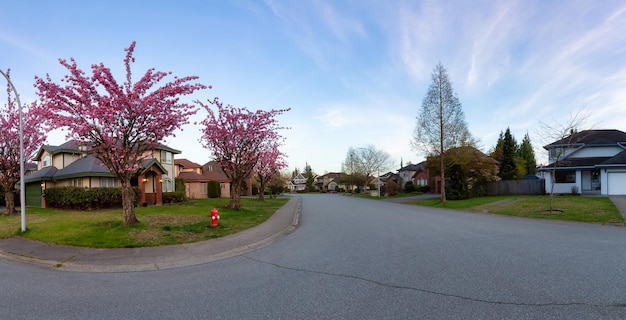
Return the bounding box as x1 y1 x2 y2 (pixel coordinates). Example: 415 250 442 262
288 173 307 192
538 129 626 195
174 159 231 199
315 172 350 191
398 163 428 189
24 140 180 208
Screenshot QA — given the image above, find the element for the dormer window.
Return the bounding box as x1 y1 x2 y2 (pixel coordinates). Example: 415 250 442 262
42 155 51 167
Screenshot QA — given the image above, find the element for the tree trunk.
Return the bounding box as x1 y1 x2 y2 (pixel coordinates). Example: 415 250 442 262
121 180 139 226
229 179 242 209
257 179 267 201
4 190 15 215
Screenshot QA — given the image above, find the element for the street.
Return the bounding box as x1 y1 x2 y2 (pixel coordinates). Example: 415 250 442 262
1 194 626 319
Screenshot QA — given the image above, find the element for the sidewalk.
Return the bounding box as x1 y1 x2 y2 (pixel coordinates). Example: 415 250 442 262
0 196 301 273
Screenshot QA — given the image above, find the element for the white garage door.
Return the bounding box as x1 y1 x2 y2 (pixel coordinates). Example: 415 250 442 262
607 172 626 195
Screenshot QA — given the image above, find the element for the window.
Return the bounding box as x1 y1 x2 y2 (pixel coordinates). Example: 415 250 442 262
162 178 173 192
200 182 208 194
220 182 226 189
555 170 576 183
100 177 120 188
160 151 172 164
72 178 83 187
43 155 51 167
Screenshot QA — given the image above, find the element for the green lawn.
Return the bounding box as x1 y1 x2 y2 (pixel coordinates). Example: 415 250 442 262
409 195 624 224
0 197 289 248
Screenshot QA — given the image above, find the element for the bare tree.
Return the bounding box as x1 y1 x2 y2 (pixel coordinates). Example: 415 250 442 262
358 145 393 190
537 107 591 212
412 62 471 204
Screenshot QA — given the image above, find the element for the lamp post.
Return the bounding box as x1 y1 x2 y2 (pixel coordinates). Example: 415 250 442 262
0 70 26 232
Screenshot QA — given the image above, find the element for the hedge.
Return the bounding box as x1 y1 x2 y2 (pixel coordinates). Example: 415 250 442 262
44 186 138 210
163 191 186 204
207 181 221 198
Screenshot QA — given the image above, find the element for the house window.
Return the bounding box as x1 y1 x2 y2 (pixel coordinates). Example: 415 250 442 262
162 178 173 192
72 178 83 187
555 170 576 183
220 182 225 189
160 151 172 164
200 182 208 194
100 177 120 188
43 155 51 167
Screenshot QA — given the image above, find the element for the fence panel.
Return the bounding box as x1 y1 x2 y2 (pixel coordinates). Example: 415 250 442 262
487 180 545 196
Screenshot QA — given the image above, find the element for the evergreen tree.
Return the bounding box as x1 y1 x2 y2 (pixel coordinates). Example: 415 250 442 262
491 131 504 163
518 133 537 176
499 128 518 180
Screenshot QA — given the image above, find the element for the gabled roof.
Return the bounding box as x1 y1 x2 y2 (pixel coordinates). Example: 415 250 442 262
33 140 83 160
139 158 168 175
544 129 626 149
318 172 342 179
398 163 424 172
177 169 229 182
174 158 202 168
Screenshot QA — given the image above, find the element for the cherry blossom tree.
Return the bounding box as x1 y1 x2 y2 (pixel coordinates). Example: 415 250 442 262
198 98 289 209
34 42 207 226
255 141 287 200
0 69 49 215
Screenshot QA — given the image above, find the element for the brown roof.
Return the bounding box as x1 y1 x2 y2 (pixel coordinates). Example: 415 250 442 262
174 158 202 168
177 169 229 182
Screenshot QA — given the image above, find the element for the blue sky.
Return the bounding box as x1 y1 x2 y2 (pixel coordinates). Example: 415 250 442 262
2 1 626 174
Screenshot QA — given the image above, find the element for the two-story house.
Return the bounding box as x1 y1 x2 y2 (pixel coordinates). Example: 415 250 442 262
24 140 180 207
287 173 307 192
398 163 429 189
174 159 231 199
539 129 626 195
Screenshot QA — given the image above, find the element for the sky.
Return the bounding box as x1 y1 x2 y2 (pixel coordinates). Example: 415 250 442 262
2 0 626 175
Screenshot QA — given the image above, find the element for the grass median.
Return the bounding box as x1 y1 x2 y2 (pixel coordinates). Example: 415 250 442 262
0 197 290 248
408 195 624 224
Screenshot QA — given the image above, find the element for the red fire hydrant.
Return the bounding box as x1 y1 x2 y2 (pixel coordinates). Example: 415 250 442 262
211 208 220 227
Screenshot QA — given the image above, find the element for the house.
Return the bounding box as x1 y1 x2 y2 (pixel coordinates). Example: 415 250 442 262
288 173 307 192
539 129 626 195
315 172 341 191
24 140 180 207
174 159 231 199
397 163 429 188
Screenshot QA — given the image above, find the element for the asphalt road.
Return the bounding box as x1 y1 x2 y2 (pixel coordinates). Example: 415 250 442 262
1 194 626 319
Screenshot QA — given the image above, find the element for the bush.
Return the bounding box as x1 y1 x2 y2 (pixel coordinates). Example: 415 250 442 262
163 191 186 204
404 181 415 193
416 185 430 193
44 186 127 210
207 181 221 198
383 180 401 197
445 164 469 200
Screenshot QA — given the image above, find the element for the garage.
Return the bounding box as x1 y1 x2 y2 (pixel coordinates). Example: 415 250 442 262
25 183 42 207
607 172 626 195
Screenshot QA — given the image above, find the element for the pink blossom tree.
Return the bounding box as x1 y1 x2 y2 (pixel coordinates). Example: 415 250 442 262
0 69 50 215
255 141 287 200
198 98 289 209
34 42 207 226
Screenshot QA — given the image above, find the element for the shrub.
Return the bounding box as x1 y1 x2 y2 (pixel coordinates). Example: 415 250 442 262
207 181 221 198
404 181 415 193
416 185 430 193
44 186 126 210
163 191 186 204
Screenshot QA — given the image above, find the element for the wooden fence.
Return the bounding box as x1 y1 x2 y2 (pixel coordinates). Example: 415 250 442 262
487 179 545 196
